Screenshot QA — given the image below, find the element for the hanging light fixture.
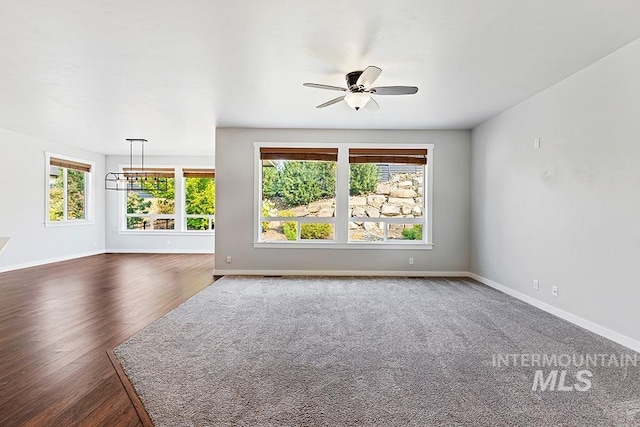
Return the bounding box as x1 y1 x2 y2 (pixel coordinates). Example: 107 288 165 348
344 92 371 111
105 139 170 191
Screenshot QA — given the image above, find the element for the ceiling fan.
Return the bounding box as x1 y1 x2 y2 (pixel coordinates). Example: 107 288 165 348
303 65 418 111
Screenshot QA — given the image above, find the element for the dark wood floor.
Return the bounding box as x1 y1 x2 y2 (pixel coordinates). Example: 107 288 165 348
0 253 215 426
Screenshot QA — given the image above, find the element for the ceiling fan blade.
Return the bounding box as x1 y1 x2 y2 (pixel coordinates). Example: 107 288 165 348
356 66 382 88
317 96 345 108
365 97 380 112
369 86 418 95
303 83 347 92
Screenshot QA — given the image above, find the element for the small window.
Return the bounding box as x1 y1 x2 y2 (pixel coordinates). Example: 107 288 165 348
48 156 92 223
184 169 215 231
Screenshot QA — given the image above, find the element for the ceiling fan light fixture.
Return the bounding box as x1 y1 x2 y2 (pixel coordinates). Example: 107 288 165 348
344 92 371 111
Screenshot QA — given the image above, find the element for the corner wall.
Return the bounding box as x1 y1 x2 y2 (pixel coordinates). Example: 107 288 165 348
215 128 471 275
0 128 105 271
471 39 640 346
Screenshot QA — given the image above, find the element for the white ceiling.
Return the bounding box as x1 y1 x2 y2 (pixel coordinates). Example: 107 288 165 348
1 1 640 156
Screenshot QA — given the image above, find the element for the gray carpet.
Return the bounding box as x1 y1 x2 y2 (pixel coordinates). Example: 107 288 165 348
114 276 640 426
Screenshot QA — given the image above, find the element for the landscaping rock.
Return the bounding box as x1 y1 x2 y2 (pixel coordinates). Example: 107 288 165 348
352 207 366 217
366 207 380 218
363 221 379 231
349 196 367 206
318 208 334 217
381 204 401 216
308 202 321 213
388 197 416 206
376 183 391 194
390 188 418 198
367 194 386 207
291 206 308 217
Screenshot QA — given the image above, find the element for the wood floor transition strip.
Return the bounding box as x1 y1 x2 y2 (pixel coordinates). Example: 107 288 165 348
107 350 154 427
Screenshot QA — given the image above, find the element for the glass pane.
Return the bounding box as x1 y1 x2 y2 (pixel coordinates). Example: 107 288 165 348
185 177 215 215
126 178 175 230
49 165 64 221
388 223 423 241
262 160 336 218
187 217 210 230
349 222 383 242
153 218 175 230
349 163 424 219
300 223 334 240
127 217 150 230
66 169 85 220
127 191 152 214
261 220 298 241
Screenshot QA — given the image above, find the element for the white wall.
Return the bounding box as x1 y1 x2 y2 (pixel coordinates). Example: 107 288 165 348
0 128 105 271
471 39 640 346
215 128 471 275
105 155 215 253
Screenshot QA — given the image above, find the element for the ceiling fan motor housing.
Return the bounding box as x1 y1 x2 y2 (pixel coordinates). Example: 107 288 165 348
346 71 364 91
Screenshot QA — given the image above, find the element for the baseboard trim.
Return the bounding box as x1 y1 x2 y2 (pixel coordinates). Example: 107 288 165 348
213 269 468 277
0 250 106 273
106 248 214 254
468 272 640 354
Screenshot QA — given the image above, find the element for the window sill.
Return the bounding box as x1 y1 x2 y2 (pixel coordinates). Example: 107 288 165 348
253 241 433 250
45 220 95 227
119 230 215 236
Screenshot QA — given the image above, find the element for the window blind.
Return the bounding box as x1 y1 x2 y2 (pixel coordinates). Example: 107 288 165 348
348 148 428 165
50 157 92 172
183 168 215 178
260 147 338 162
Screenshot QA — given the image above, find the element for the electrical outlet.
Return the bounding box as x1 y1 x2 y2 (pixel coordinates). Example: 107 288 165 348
552 286 558 297
534 137 541 149
533 279 539 290
226 256 232 264
409 257 414 265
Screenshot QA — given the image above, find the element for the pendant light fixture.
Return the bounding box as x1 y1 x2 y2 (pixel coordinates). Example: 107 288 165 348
105 139 170 192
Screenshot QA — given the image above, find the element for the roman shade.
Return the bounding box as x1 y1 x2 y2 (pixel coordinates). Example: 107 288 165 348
260 147 338 162
50 157 92 172
349 148 428 165
183 168 215 178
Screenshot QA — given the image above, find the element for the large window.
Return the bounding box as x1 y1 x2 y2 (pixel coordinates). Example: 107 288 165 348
260 148 337 241
122 167 215 232
47 155 92 224
256 144 432 248
348 149 426 243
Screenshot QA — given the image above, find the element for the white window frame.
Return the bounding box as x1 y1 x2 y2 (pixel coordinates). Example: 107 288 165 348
119 165 215 235
44 152 95 227
183 171 216 232
253 142 433 250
